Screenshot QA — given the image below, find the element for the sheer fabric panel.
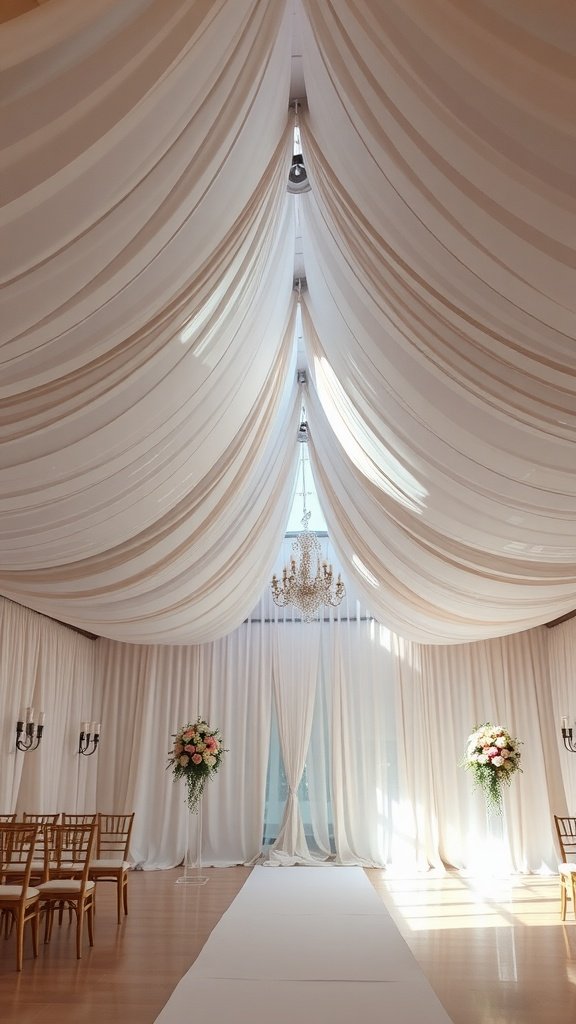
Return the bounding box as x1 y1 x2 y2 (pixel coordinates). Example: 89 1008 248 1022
96 625 273 868
0 0 300 645
394 628 563 872
297 0 576 643
266 623 321 864
0 597 96 815
1 596 572 872
546 618 576 814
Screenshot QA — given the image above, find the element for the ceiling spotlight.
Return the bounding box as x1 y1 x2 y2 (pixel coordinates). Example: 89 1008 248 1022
287 154 311 194
289 154 307 183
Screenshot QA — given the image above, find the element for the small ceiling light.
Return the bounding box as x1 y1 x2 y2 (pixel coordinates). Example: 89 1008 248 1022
289 154 307 185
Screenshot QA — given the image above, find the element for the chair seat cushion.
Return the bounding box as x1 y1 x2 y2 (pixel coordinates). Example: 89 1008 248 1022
559 863 576 875
3 860 51 873
0 885 39 899
90 859 130 871
37 879 95 894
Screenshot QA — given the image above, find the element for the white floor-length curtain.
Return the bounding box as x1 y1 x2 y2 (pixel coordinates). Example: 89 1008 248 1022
546 617 576 813
329 619 396 865
394 627 564 873
0 596 96 815
3 592 574 872
267 622 322 864
95 623 273 868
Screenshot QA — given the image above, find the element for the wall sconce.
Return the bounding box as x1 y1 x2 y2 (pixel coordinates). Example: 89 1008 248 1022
79 721 100 756
561 718 576 753
16 707 45 751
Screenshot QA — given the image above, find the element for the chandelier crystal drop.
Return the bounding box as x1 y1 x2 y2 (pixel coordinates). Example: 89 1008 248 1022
271 509 345 622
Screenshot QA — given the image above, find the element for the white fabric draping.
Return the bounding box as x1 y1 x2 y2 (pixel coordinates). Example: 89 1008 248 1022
393 627 565 873
329 621 394 866
0 597 96 815
267 623 322 864
296 0 576 643
546 617 576 812
1 0 576 645
0 0 303 645
2 595 575 870
95 624 273 868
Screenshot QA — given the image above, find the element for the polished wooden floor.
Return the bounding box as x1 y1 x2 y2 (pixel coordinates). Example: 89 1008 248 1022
1 867 576 1023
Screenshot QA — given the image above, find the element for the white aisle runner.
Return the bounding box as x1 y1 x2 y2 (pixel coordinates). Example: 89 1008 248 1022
155 867 454 1023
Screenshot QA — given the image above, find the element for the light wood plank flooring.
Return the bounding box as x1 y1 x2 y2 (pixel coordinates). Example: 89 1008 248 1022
2 867 576 1023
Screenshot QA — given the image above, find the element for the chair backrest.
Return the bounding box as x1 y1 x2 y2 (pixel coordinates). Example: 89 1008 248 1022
96 813 135 861
554 816 576 862
61 813 98 826
46 823 96 884
0 823 39 887
22 812 60 825
0 813 17 822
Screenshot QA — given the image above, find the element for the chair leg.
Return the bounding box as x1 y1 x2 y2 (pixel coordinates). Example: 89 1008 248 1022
123 874 129 916
31 906 39 959
561 880 567 921
76 904 84 959
87 899 95 946
116 879 122 924
44 905 55 944
16 914 25 972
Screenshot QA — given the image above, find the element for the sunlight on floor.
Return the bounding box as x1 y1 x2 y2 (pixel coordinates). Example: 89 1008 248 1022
378 873 564 931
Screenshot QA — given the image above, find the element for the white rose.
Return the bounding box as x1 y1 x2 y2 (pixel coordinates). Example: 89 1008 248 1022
179 754 189 766
492 755 504 767
477 754 489 764
495 736 507 748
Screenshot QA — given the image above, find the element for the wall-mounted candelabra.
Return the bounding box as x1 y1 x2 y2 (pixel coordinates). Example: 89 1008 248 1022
561 718 576 753
79 721 101 756
16 707 44 751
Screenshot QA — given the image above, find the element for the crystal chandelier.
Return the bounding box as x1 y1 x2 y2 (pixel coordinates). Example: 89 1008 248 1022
271 431 345 621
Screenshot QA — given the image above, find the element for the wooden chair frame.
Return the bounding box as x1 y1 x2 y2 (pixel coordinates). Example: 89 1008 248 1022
554 815 576 920
89 812 135 924
37 823 96 958
0 823 40 971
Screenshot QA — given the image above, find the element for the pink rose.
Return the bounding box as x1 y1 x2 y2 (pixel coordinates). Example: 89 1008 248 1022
205 736 218 752
182 729 194 742
486 747 499 757
192 753 203 765
184 744 196 753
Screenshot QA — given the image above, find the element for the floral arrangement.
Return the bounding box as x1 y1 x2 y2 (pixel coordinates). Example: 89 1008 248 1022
462 722 522 811
168 718 225 812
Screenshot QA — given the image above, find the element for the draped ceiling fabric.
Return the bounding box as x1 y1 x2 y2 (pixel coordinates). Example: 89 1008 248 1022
1 0 575 645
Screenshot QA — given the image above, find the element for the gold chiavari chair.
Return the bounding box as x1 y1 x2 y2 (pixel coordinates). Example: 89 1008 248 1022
0 823 41 971
36 823 96 958
20 813 60 884
0 814 17 823
554 815 576 921
61 813 98 826
89 812 135 923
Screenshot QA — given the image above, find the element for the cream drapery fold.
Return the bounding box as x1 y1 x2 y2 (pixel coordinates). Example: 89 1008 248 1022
1 0 576 645
267 623 322 864
297 0 576 643
0 598 97 815
0 0 304 644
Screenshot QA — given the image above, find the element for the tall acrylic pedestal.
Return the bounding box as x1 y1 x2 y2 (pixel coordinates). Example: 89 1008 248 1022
176 798 209 886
